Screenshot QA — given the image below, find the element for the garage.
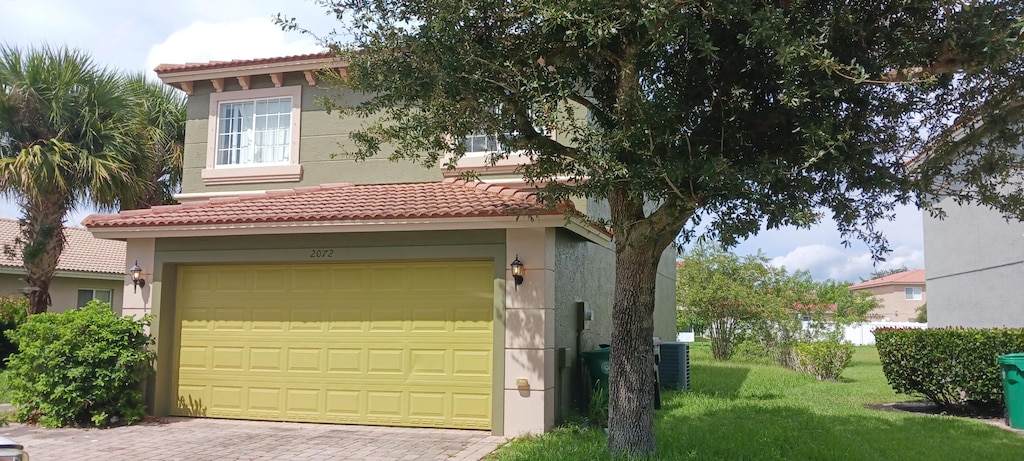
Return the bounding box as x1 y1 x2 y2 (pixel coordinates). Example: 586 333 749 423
171 260 494 430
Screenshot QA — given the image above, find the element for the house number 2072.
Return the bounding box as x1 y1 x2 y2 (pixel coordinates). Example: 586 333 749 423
309 249 335 258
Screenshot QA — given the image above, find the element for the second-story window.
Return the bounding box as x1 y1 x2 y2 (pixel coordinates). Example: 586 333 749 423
216 96 293 166
464 133 502 155
905 287 922 300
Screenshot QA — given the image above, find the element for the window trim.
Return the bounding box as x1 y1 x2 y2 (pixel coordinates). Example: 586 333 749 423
77 288 113 308
204 86 303 185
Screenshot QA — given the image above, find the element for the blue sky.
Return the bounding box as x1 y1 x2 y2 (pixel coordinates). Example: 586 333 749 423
1 0 925 283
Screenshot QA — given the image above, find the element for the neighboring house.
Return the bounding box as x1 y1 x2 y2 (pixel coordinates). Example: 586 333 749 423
923 195 1024 328
848 269 926 322
83 53 677 436
0 219 125 313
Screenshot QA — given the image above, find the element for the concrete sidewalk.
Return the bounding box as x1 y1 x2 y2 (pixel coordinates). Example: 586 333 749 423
0 417 506 460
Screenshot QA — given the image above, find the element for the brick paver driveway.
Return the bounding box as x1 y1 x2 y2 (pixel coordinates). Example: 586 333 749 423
0 417 506 460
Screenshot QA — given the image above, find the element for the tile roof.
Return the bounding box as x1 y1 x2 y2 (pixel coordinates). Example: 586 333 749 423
0 219 126 275
83 179 570 229
849 269 926 290
154 52 335 74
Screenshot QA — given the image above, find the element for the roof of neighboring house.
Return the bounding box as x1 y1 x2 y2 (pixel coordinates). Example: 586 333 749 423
153 52 335 75
849 269 926 290
0 219 126 275
82 179 579 230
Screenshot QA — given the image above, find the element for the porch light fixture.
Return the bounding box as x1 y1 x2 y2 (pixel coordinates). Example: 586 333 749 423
510 255 525 289
129 260 145 293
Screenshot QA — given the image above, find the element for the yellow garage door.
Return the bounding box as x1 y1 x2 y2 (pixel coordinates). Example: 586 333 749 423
172 261 494 429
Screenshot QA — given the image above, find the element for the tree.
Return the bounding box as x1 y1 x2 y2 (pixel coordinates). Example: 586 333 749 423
282 1 1024 455
120 74 186 210
0 46 153 314
677 243 781 360
860 266 909 282
915 303 928 323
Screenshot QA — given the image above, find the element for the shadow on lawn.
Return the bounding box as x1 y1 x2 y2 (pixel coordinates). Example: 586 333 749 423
653 402 1024 461
687 362 750 399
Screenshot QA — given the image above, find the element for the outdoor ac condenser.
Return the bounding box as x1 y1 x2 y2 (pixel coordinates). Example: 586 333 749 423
658 342 690 390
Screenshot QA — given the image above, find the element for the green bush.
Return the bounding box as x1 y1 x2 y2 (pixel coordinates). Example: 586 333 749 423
874 327 1024 409
5 301 155 427
0 296 29 368
794 340 853 380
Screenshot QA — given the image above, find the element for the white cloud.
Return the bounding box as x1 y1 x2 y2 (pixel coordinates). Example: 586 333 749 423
770 244 924 282
145 18 323 77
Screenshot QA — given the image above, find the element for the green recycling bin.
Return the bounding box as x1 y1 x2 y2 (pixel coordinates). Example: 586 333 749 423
997 353 1024 429
581 347 611 392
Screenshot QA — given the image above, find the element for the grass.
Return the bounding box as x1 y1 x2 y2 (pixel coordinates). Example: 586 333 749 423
487 342 1024 460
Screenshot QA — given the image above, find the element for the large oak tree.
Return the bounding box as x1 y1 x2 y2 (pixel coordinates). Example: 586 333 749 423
283 0 1024 455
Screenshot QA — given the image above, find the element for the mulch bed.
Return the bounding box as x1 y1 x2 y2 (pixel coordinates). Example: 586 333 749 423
866 401 1024 434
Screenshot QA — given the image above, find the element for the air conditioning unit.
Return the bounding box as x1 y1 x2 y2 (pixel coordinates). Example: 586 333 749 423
658 342 690 390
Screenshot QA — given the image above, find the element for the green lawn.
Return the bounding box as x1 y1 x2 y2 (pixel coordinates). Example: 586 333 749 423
488 343 1024 460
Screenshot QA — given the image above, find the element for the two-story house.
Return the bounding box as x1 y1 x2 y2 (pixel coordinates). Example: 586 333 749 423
848 269 926 322
83 52 677 436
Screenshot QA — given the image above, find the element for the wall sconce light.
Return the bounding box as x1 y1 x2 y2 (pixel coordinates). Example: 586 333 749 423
510 255 524 289
516 377 530 388
129 260 146 293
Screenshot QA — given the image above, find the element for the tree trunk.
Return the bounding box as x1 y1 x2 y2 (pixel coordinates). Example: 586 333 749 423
20 195 68 315
605 188 688 457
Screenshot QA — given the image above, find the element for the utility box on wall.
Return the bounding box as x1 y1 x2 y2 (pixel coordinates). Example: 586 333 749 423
658 342 690 390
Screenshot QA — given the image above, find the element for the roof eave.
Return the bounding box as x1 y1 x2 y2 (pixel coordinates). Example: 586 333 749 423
87 214 612 246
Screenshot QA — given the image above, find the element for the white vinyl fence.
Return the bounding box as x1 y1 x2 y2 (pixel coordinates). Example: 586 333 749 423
842 321 927 346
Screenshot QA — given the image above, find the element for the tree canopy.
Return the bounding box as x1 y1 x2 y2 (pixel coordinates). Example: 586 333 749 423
284 0 1024 455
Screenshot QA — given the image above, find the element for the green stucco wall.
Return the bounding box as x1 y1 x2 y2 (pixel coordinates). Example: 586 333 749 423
180 73 443 195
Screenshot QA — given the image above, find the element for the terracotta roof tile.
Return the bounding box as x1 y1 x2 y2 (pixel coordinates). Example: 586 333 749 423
83 179 569 229
849 269 926 290
0 219 126 274
154 52 335 74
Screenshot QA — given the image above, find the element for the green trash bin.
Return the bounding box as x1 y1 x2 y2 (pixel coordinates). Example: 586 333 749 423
581 347 611 392
997 353 1024 429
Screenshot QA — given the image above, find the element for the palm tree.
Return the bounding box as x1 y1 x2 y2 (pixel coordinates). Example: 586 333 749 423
0 45 152 314
120 73 186 210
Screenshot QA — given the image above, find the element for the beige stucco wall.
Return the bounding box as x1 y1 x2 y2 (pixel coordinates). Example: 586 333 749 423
859 284 927 322
0 272 123 314
180 74 443 195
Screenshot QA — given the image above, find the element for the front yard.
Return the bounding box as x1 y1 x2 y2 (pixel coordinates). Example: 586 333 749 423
488 343 1024 460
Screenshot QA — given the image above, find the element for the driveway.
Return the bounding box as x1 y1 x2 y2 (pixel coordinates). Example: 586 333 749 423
0 417 506 460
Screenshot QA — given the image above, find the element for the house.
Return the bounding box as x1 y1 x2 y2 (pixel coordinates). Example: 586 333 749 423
848 269 926 322
922 195 1024 328
82 52 677 436
0 218 125 313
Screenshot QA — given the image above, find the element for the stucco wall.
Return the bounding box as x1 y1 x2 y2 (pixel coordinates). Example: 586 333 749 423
552 209 678 420
0 272 123 314
859 285 926 322
180 74 443 195
923 197 1024 327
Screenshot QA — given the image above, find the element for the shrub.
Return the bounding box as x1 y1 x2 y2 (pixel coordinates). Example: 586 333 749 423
874 327 1024 409
794 340 853 380
5 301 155 427
0 296 29 368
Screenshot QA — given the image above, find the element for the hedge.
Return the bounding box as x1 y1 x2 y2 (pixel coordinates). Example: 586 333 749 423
874 327 1024 409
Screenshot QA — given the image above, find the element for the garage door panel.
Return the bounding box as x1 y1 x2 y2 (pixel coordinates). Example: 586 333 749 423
174 261 493 429
211 347 244 371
